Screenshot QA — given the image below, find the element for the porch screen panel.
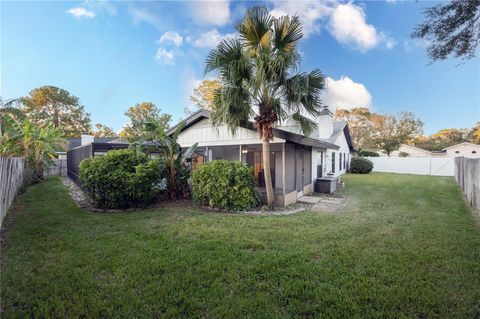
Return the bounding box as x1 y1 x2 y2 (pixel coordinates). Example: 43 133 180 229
303 147 312 186
332 152 336 173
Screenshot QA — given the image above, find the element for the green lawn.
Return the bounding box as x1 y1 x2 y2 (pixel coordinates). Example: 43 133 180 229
1 173 479 318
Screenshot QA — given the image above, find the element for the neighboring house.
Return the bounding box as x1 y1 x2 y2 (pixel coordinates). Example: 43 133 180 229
168 107 354 206
386 144 446 158
443 142 480 158
385 142 480 158
57 135 127 159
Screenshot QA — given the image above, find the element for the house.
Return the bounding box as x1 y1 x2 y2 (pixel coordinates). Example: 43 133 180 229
387 144 446 158
168 107 354 206
443 142 480 158
387 142 480 159
57 135 127 159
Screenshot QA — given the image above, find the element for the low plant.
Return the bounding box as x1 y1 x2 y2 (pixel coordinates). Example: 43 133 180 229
350 157 374 174
191 160 260 211
79 149 164 209
357 149 380 157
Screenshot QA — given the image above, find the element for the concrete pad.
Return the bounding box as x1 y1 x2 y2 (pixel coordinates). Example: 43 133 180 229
297 196 322 204
311 197 347 213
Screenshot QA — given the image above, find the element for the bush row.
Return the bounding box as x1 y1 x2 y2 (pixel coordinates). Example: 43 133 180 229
191 160 260 211
79 149 164 209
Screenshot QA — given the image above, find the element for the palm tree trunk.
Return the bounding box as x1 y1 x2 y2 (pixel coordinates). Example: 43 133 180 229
262 138 274 209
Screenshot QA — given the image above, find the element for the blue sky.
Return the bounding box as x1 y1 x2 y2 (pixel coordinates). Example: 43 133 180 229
2 0 479 135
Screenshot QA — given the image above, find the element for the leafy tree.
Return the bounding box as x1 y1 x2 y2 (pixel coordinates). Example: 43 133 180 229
20 86 91 137
0 116 67 183
128 119 197 200
414 127 476 150
372 112 424 156
335 107 374 149
205 7 325 208
187 79 222 114
412 0 480 61
92 123 117 138
0 97 25 136
120 102 171 140
467 121 480 144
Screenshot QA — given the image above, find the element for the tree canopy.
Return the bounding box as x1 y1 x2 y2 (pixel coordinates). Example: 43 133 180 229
412 0 480 61
335 108 424 154
92 123 117 138
20 86 91 137
188 79 222 114
371 112 424 156
119 102 171 140
414 126 479 151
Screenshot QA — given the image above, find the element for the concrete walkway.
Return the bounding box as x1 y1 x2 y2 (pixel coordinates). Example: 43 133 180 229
298 195 347 213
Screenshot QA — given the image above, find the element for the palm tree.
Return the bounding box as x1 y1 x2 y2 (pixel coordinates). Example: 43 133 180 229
205 7 326 208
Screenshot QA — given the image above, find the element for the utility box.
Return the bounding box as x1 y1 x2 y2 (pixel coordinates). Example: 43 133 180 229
315 177 337 194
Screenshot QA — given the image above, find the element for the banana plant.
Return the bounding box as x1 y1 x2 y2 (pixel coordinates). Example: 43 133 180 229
159 125 198 200
0 116 67 183
128 120 198 199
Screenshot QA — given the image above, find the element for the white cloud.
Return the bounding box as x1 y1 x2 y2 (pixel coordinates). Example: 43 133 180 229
190 0 230 26
128 5 162 29
323 76 372 110
270 1 333 38
193 29 236 49
158 31 183 47
68 7 96 18
154 48 174 65
328 3 395 52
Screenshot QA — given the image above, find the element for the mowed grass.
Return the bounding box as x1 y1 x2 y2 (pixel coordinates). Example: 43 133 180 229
1 173 479 318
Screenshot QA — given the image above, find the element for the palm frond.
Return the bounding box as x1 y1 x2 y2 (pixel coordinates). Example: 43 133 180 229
273 15 303 52
291 112 317 137
236 6 273 55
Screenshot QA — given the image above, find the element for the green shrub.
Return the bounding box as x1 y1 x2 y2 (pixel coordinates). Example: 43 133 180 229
357 149 380 157
79 149 164 209
399 151 409 157
191 160 260 211
350 157 374 174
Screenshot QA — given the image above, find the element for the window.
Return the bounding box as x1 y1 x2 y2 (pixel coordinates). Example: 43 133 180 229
331 152 336 173
343 153 346 169
455 151 460 154
339 153 342 170
473 151 477 154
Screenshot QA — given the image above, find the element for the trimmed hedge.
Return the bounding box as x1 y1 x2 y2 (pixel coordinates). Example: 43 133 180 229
357 149 380 157
79 149 164 209
350 157 374 174
191 160 260 211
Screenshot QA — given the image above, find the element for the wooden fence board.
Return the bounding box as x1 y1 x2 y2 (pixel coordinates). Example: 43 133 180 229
0 157 25 226
455 157 480 214
44 159 67 177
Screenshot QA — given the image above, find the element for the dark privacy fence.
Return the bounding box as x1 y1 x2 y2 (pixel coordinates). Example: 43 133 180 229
67 144 93 185
67 143 130 185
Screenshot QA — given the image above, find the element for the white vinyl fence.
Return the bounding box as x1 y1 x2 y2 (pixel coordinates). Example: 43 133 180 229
455 157 480 213
364 157 455 176
0 157 25 226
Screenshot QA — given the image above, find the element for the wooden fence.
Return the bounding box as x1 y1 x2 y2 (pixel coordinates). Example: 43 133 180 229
44 159 67 177
0 157 25 226
455 157 480 213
